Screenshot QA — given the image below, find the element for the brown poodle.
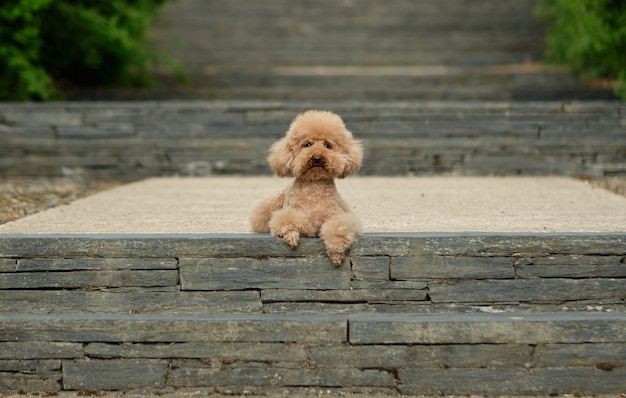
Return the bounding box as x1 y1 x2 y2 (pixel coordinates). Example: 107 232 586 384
249 110 363 266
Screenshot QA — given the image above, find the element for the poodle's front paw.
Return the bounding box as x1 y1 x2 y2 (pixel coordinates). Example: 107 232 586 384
282 230 300 248
328 251 346 267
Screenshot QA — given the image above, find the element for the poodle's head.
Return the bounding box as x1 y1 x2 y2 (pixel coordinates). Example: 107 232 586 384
268 110 363 180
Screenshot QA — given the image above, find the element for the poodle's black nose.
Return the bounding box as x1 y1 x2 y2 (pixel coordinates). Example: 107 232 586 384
311 155 324 166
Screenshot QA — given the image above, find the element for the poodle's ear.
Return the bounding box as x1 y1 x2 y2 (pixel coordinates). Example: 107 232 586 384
340 135 363 178
267 136 295 177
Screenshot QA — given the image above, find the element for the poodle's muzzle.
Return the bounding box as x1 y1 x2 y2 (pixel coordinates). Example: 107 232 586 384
310 154 326 169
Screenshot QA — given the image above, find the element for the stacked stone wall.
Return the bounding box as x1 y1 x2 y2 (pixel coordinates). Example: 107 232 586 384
1 101 624 179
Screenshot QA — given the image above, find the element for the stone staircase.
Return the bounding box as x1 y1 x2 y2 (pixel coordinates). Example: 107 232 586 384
1 233 625 395
2 0 626 395
1 99 625 395
65 0 615 101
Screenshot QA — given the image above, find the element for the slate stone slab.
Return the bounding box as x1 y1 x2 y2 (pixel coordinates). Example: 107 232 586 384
0 289 262 314
0 314 347 343
351 235 411 256
0 270 178 289
1 233 624 260
349 280 428 290
309 344 532 369
0 360 60 372
167 365 396 388
62 359 167 390
515 255 626 278
399 367 626 395
349 312 626 344
261 288 428 303
0 234 327 258
0 258 16 272
534 343 626 368
85 342 307 362
0 342 83 359
407 233 626 257
391 256 514 280
428 278 626 303
180 257 350 290
351 256 390 281
0 373 62 394
16 258 178 271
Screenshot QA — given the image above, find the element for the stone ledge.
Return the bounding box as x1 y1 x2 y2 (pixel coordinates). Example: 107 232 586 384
1 233 624 314
2 232 625 257
2 100 624 178
1 312 625 395
1 233 624 394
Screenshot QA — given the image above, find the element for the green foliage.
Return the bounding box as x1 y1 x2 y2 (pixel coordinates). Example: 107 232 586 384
0 0 56 100
0 0 173 101
535 0 626 100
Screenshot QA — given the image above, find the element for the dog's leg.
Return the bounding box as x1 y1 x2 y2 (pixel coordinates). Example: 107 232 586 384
268 208 308 248
319 212 362 266
249 191 285 233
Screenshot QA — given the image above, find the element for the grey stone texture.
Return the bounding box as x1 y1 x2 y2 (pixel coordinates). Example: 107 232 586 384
0 233 624 395
1 101 624 179
92 0 614 101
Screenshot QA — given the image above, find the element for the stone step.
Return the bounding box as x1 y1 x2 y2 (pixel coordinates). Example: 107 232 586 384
1 233 625 394
65 70 616 101
1 233 625 314
0 312 625 395
59 0 617 100
117 0 615 101
148 0 545 70
1 100 624 179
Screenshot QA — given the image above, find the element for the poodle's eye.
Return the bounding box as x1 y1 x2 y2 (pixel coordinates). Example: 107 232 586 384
303 142 312 148
324 142 331 149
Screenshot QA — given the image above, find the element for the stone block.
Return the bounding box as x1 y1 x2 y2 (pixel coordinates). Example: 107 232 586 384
391 256 514 280
0 289 262 314
535 343 626 368
309 344 532 369
167 365 395 388
428 278 626 304
1 314 347 343
180 257 350 290
0 258 16 272
351 256 390 280
399 367 626 396
261 288 427 303
0 270 178 289
0 342 83 359
349 312 626 344
408 234 626 257
0 360 60 372
62 359 167 390
515 255 626 278
85 342 307 362
349 280 428 290
2 110 81 126
0 234 326 258
351 235 411 256
263 302 374 314
0 372 62 394
16 257 178 271
83 108 153 125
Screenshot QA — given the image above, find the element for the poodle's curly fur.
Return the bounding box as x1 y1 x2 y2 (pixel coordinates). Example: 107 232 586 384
249 110 363 266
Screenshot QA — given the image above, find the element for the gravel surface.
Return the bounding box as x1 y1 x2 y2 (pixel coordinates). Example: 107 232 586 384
0 178 124 225
0 176 625 227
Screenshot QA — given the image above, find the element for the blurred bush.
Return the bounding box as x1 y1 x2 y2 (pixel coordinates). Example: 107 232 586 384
536 0 626 100
1 0 174 101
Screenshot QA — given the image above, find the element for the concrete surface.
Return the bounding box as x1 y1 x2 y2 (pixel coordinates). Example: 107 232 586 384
0 177 624 234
